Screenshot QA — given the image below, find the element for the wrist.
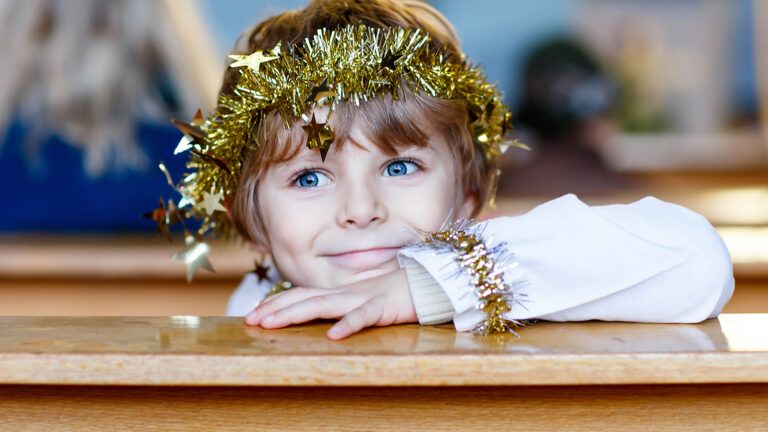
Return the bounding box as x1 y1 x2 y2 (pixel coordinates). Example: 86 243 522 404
400 256 454 325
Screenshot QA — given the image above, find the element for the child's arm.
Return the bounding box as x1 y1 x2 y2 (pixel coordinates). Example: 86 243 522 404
244 268 417 339
398 193 735 333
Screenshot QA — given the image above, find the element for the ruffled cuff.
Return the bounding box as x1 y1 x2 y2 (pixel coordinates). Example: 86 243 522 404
398 219 533 336
400 256 454 325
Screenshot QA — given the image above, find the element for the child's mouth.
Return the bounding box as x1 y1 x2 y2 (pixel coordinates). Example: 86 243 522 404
323 246 402 272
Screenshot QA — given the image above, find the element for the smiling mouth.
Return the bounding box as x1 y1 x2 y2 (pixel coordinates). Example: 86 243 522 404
323 246 403 272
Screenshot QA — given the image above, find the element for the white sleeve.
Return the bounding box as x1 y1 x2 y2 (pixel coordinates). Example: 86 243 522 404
225 273 272 316
397 193 734 332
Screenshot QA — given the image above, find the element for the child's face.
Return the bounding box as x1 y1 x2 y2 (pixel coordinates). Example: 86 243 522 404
256 111 475 288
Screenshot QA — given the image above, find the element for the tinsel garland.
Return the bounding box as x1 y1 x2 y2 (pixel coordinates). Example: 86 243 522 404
268 279 294 297
147 23 530 285
403 219 536 336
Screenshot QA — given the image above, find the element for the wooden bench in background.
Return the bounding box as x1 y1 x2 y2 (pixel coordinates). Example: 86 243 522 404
2 180 767 316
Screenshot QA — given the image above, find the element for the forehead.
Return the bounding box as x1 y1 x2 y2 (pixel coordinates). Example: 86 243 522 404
261 99 438 160
278 124 441 168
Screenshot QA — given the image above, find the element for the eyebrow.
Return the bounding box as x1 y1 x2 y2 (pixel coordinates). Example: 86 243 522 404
346 134 436 155
270 152 321 176
287 147 324 164
276 135 436 175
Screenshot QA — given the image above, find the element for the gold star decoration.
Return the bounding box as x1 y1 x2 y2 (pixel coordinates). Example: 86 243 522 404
500 139 531 154
142 198 171 241
174 134 194 155
317 128 334 162
228 50 278 73
190 150 231 176
172 235 215 283
191 109 204 126
200 190 226 216
304 78 336 104
143 198 187 242
251 259 272 283
301 113 335 162
171 109 205 144
165 200 184 226
173 110 204 154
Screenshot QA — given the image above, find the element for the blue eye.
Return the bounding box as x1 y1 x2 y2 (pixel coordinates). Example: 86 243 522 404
385 160 419 177
295 171 330 188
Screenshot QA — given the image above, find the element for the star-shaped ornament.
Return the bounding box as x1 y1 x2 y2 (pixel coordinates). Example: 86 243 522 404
318 128 334 161
191 109 204 126
200 190 226 216
174 134 194 154
165 200 184 226
172 235 215 283
304 78 336 104
190 150 231 176
251 260 272 283
177 194 195 209
174 110 204 154
228 50 278 73
301 113 335 162
171 110 205 144
503 139 531 153
142 198 171 241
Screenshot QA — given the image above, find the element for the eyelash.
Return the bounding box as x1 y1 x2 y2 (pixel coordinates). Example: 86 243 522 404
387 157 423 174
288 157 424 187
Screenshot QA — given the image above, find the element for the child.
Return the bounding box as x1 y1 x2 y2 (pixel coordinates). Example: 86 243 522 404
155 0 734 340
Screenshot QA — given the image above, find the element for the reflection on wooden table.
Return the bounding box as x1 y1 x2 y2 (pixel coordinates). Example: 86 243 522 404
1 315 766 430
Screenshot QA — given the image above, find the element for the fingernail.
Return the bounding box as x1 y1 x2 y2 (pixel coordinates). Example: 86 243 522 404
262 314 275 324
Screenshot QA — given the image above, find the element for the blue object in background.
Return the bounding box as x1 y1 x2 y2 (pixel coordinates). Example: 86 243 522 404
0 0 759 233
0 120 187 233
731 0 758 116
432 0 578 108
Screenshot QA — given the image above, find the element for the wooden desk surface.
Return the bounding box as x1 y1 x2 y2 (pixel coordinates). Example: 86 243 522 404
1 314 766 387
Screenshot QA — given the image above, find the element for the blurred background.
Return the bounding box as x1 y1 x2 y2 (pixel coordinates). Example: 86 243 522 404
0 0 766 316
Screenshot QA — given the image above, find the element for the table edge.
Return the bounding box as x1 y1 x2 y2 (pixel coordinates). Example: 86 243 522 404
1 352 766 386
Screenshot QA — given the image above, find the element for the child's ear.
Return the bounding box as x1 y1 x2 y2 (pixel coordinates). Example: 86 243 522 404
252 245 268 255
250 241 270 256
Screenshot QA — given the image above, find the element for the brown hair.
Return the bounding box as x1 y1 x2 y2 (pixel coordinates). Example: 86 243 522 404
226 0 496 249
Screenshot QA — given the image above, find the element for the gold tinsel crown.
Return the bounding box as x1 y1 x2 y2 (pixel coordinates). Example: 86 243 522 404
148 24 528 281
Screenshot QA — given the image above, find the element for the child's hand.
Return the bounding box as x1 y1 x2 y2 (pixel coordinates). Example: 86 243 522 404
244 268 418 340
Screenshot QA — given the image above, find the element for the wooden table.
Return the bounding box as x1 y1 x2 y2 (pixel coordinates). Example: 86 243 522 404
1 315 767 430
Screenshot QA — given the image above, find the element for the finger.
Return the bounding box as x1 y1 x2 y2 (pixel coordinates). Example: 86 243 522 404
247 291 311 325
245 287 325 325
252 291 287 310
259 293 366 329
327 300 385 340
254 291 281 307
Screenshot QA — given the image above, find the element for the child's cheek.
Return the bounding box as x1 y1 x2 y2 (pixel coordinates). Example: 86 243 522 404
389 175 457 233
259 188 331 286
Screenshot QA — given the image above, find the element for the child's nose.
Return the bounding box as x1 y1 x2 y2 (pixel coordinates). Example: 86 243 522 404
336 182 387 229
